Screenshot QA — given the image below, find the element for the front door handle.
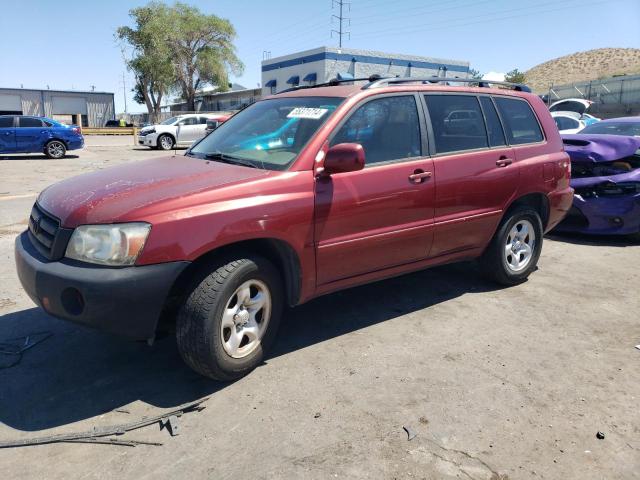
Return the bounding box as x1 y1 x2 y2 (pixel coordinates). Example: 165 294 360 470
409 169 432 184
496 156 513 167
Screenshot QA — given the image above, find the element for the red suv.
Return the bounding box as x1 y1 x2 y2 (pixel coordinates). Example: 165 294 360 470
15 77 572 380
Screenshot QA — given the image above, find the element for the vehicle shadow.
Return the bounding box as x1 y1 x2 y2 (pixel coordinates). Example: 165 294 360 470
547 231 638 247
0 154 80 161
0 261 501 432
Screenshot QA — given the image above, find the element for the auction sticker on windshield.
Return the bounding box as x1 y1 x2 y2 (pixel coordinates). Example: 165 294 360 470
287 107 329 120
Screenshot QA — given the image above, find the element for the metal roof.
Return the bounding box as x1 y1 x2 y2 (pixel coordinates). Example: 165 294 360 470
0 87 114 96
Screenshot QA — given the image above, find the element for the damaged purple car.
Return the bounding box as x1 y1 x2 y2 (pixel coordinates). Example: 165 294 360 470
556 134 640 238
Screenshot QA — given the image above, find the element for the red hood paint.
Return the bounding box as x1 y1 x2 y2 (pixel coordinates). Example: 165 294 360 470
38 155 270 227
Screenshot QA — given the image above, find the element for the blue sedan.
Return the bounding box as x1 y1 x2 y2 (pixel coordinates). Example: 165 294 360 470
0 115 84 158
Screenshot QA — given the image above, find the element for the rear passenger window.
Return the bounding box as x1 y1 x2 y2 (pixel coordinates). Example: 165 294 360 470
494 97 543 145
0 117 13 128
18 117 44 127
479 97 506 147
424 95 488 154
332 95 421 165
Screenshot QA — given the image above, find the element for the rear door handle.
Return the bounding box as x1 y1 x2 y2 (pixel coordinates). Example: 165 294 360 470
496 156 513 167
409 170 432 183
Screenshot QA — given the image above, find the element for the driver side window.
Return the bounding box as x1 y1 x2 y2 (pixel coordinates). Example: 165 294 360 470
331 96 421 165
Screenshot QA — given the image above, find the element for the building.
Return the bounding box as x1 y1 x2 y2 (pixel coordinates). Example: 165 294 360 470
261 46 470 95
167 83 261 113
0 87 115 127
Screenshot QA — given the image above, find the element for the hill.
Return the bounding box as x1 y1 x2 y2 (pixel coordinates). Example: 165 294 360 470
525 48 640 92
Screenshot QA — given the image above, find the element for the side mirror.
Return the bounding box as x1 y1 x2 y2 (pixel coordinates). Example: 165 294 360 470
323 143 365 175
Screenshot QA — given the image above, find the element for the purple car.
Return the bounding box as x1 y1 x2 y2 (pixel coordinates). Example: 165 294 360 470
556 134 640 238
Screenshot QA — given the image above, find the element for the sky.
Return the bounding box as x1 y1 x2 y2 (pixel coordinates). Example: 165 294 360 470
1 0 638 113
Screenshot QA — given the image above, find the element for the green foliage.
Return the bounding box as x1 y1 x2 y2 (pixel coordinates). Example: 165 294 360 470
468 68 483 80
116 1 244 114
116 2 176 119
505 69 526 84
168 2 244 110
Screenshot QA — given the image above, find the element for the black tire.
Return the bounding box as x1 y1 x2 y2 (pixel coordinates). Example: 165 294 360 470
157 134 174 150
480 206 543 286
44 140 66 159
176 256 283 380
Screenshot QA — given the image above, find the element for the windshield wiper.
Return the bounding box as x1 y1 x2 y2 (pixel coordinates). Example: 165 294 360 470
204 152 259 168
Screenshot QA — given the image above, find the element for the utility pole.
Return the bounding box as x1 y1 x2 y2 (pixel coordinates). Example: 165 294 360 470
331 0 350 48
121 72 128 114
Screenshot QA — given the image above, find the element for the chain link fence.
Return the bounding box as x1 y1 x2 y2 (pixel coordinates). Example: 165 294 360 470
547 74 640 118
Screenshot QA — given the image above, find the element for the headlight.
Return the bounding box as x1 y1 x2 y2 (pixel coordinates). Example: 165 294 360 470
65 223 151 266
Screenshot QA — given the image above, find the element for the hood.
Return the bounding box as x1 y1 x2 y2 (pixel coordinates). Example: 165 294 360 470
38 156 270 227
561 134 640 162
550 98 593 115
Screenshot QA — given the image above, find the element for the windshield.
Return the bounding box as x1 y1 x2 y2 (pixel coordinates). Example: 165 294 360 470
160 116 180 125
189 97 344 170
580 121 640 136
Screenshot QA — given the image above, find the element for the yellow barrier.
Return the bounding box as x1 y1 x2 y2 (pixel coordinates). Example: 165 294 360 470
82 127 138 136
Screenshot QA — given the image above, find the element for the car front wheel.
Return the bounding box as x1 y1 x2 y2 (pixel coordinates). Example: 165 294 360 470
157 134 174 150
44 140 66 159
176 256 283 380
480 206 543 286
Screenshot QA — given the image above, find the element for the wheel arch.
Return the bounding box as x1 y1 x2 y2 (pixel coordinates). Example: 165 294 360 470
504 192 550 230
163 237 302 322
157 132 176 146
44 137 68 149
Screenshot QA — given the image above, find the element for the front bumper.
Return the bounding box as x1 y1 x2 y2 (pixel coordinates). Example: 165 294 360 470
138 132 158 147
15 231 189 340
555 193 640 235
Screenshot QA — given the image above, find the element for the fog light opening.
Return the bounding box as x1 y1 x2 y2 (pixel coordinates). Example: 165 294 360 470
61 288 85 316
608 217 624 227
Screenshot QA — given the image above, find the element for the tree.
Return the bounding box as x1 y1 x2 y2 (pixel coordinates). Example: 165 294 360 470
167 3 243 111
468 68 483 80
116 2 243 116
505 69 526 84
116 3 175 122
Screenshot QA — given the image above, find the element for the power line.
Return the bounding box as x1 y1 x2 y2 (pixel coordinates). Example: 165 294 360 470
331 0 351 48
351 0 606 40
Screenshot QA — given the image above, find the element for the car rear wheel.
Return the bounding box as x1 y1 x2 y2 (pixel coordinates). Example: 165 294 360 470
176 256 283 380
44 140 66 159
157 134 174 150
480 206 543 286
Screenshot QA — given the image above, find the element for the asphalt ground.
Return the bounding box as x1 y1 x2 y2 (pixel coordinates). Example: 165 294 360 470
0 139 638 479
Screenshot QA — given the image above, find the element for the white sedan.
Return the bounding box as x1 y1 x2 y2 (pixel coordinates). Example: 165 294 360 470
551 111 586 134
138 113 228 150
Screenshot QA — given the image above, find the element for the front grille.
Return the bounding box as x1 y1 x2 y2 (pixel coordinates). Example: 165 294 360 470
28 203 72 260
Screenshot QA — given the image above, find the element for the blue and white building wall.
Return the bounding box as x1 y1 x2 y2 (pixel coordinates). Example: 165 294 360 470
261 46 470 95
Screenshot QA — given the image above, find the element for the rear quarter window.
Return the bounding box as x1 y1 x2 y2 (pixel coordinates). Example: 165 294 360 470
494 97 544 145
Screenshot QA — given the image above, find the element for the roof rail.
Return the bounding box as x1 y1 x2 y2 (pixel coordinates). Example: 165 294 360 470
275 74 387 94
363 76 532 93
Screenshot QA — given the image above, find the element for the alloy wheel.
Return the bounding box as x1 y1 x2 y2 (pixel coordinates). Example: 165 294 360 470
503 219 536 272
47 142 65 158
220 279 271 359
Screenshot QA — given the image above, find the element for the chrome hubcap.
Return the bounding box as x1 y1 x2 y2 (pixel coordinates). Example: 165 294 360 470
48 142 64 157
220 279 271 358
160 136 172 149
503 219 536 272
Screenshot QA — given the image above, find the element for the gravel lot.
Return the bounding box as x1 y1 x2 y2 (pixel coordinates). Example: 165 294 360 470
0 138 638 479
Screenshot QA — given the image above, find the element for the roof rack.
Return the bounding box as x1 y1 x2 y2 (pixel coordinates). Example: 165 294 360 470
275 74 387 94
363 76 532 93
